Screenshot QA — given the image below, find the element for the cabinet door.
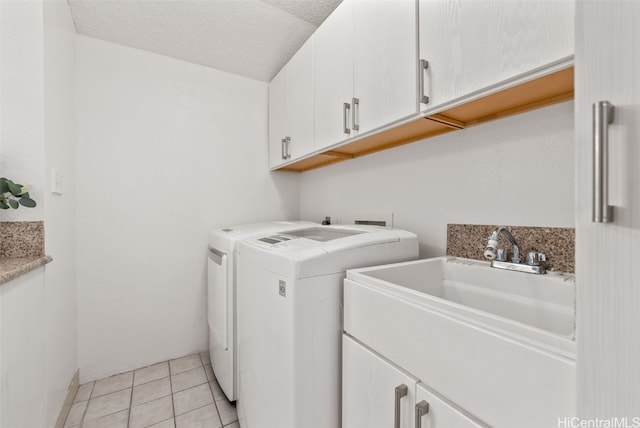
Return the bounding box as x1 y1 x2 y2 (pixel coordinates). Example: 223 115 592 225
314 0 354 150
353 0 417 135
268 66 288 168
575 1 640 418
1 268 47 428
419 0 574 111
415 383 488 428
343 335 417 428
286 36 315 159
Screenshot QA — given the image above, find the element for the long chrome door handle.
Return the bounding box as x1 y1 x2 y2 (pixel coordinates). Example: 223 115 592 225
281 136 291 160
593 101 614 223
415 400 430 428
419 59 430 105
394 384 408 428
343 102 351 135
352 97 359 131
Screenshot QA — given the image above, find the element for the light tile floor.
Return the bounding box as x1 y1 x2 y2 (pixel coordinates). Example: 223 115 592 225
65 352 239 428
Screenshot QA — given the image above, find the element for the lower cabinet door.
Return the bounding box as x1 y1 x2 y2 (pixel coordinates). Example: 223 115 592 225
343 335 417 428
415 383 488 428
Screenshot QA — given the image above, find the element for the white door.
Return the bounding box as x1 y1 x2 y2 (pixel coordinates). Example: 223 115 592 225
314 0 354 150
342 335 417 428
418 0 574 112
286 36 315 158
268 66 288 168
575 1 640 418
353 0 417 135
415 383 488 428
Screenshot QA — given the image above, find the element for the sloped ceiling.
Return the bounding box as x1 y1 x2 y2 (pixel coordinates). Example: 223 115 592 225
69 0 342 82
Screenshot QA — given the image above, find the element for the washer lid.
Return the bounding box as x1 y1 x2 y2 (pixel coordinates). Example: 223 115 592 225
208 221 317 250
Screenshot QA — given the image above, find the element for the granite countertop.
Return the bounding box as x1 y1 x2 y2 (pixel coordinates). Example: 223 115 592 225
0 255 53 285
0 221 52 285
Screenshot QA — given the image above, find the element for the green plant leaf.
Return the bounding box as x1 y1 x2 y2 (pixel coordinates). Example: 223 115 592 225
7 181 22 197
0 200 9 209
0 178 8 193
19 197 36 208
8 199 18 209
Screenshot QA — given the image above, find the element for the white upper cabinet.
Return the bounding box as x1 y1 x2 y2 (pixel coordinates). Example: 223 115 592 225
314 0 354 151
268 37 315 169
418 0 574 111
315 0 418 151
268 66 288 168
353 0 417 135
286 37 315 161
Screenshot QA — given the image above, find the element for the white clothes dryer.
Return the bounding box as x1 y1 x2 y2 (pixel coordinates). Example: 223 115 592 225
207 220 317 401
236 225 418 428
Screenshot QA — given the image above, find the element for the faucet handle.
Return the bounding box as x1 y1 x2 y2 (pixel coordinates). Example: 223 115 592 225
526 251 546 266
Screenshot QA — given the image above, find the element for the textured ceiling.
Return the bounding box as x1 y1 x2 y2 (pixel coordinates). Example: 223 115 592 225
68 0 342 82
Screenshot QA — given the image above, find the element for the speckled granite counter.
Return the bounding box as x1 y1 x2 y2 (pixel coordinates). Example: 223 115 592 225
0 221 52 285
0 255 53 285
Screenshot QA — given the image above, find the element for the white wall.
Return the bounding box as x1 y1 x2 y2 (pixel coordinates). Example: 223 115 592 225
43 0 78 425
300 101 575 256
0 0 45 221
0 1 78 426
75 36 300 382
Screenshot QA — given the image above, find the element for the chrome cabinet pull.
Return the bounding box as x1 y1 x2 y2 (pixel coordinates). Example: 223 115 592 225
593 101 615 223
281 137 291 160
352 97 360 131
343 102 351 134
415 400 430 428
419 59 430 105
394 384 408 428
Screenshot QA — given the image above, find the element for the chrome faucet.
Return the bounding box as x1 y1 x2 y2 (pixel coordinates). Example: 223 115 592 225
484 226 521 263
483 226 546 275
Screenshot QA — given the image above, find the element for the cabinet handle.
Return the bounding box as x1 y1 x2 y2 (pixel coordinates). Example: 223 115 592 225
415 400 430 428
343 102 351 135
352 97 360 131
592 101 614 223
419 59 430 105
281 137 291 160
394 384 408 428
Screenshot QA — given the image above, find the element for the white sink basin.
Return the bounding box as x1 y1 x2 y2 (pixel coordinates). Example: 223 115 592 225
347 256 575 353
344 256 576 427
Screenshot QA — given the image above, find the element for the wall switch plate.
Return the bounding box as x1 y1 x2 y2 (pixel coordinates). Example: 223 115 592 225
51 167 63 195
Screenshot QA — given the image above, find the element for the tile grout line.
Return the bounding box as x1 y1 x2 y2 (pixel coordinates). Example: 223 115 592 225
77 382 94 427
169 359 177 426
127 373 134 428
206 380 220 425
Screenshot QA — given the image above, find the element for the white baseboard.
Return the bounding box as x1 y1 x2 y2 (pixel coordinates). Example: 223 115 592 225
53 369 79 428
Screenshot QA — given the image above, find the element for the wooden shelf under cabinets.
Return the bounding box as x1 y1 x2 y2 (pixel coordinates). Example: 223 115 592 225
277 66 574 173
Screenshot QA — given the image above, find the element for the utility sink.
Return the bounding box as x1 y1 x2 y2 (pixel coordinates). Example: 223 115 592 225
344 257 576 428
344 256 576 427
346 256 575 354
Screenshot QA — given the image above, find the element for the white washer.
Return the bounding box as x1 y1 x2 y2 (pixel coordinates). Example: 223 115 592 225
207 220 317 401
236 225 419 428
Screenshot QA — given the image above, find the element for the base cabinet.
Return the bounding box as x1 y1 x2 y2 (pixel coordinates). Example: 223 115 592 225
415 383 487 428
343 335 487 428
1 268 47 428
